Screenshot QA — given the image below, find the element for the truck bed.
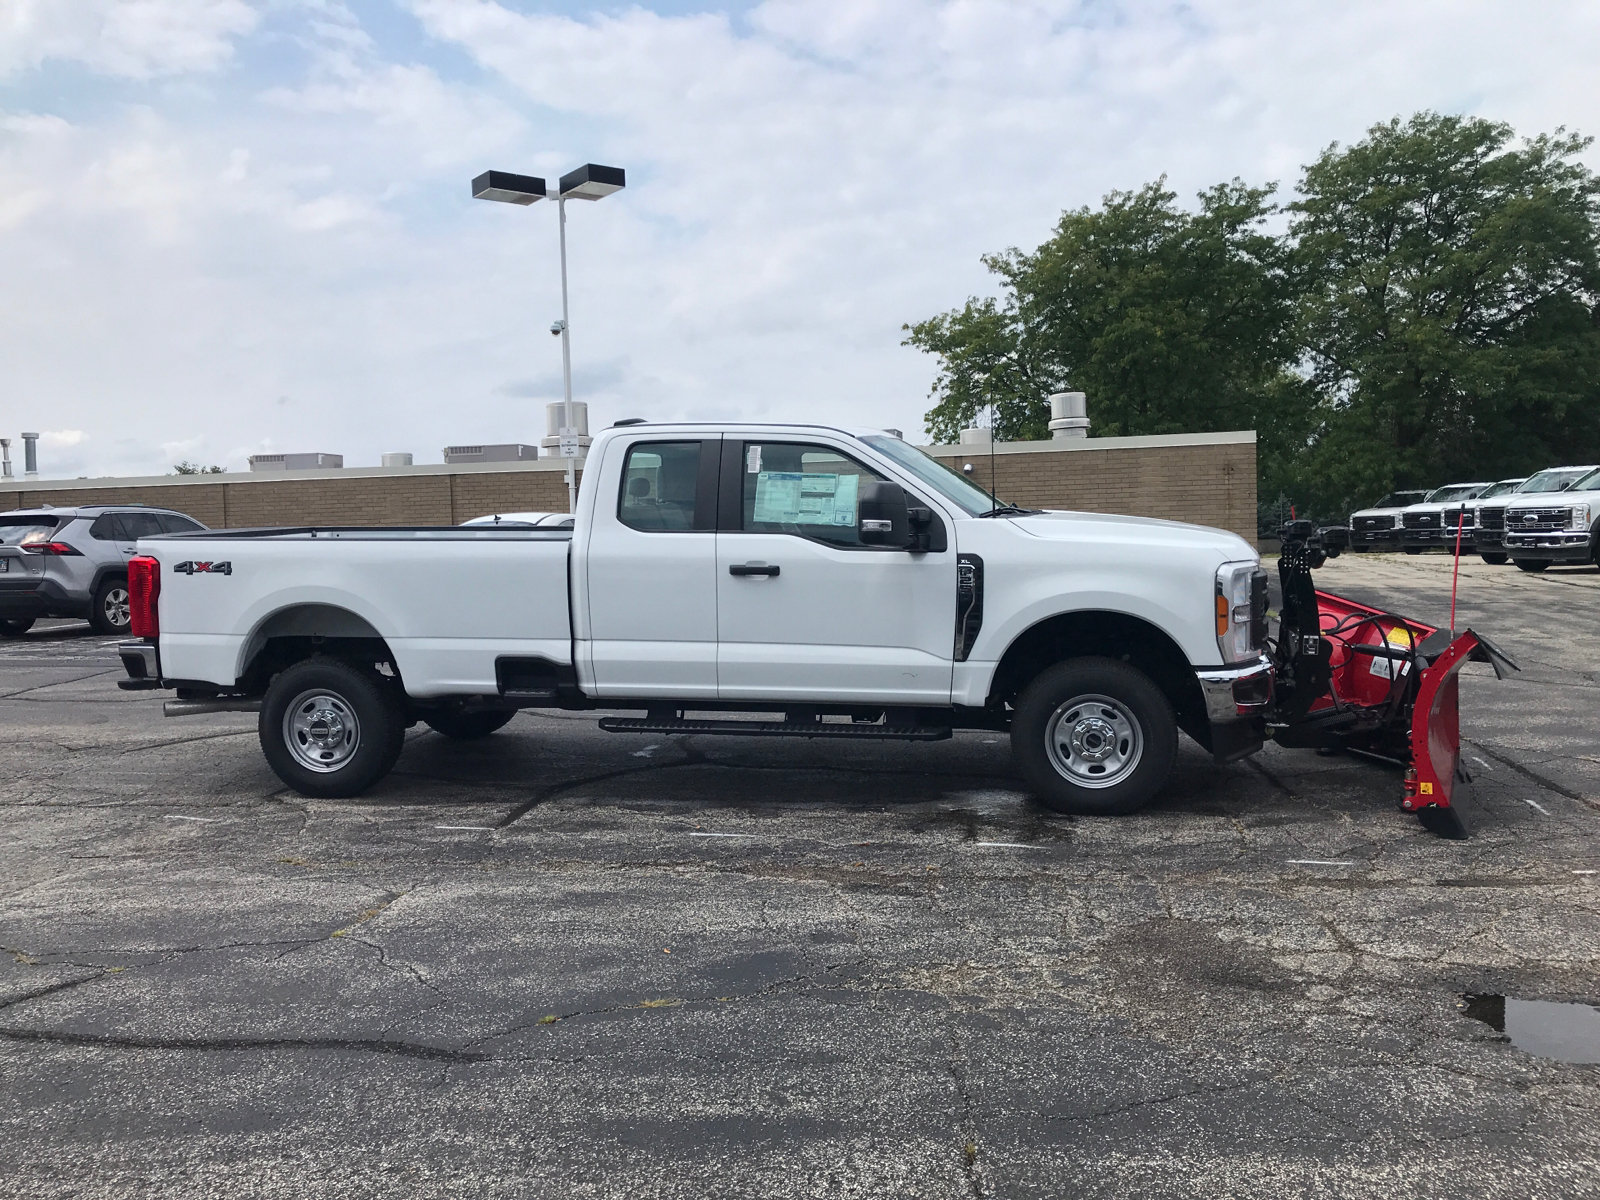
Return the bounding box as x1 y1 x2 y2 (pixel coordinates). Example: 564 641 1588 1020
140 526 574 696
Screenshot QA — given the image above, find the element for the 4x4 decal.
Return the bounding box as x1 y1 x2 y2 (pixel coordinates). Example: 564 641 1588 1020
173 561 232 576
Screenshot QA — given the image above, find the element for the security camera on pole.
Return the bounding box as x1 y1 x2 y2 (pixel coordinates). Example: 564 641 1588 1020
472 163 626 513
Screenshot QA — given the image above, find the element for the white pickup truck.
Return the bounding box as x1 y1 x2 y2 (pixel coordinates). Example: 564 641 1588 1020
117 422 1272 816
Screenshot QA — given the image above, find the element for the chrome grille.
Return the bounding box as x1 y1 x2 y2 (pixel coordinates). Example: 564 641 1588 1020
1479 506 1506 532
1352 515 1393 532
1506 507 1570 533
1402 512 1439 530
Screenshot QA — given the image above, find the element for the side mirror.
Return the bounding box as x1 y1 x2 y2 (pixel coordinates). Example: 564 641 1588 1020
859 480 911 547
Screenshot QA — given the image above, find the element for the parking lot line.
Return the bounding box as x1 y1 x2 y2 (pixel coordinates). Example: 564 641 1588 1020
972 841 1041 849
163 815 218 823
1286 859 1355 866
434 825 494 832
1524 798 1551 815
689 832 752 838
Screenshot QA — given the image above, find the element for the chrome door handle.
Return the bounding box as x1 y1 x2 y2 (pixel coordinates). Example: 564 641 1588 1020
729 563 780 577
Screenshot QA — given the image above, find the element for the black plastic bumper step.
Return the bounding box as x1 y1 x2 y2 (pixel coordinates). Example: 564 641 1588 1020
597 717 951 741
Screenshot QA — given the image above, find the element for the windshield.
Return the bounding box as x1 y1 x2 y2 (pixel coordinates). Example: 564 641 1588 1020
1422 485 1485 504
1373 491 1427 509
860 435 998 516
0 517 61 546
1570 467 1600 492
1477 480 1523 499
1519 467 1598 493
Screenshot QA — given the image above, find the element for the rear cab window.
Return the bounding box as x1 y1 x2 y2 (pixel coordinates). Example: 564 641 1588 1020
616 441 718 532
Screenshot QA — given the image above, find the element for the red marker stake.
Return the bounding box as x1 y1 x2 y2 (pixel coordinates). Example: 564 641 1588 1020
1449 509 1464 636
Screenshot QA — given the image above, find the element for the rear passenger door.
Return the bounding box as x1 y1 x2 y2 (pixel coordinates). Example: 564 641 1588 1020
582 437 722 698
114 512 166 558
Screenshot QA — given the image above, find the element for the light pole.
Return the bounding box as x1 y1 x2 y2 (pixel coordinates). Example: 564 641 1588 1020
472 163 626 513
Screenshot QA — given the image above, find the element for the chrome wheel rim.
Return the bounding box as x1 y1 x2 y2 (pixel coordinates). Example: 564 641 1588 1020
1045 693 1143 789
283 689 362 773
104 586 130 628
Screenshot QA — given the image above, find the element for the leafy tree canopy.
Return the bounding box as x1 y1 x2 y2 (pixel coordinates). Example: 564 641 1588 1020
907 111 1600 520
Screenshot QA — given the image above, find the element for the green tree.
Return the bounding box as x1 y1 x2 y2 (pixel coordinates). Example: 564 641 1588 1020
1289 112 1600 514
905 180 1300 446
171 461 225 475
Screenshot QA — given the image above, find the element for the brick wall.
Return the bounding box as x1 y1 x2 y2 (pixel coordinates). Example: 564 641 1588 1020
934 436 1257 545
0 432 1256 545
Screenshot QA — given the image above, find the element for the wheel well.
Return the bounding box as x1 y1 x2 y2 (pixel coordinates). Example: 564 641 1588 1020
988 610 1211 749
237 604 399 694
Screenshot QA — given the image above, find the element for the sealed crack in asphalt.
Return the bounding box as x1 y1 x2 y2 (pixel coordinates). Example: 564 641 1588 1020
1467 740 1594 808
0 1027 489 1062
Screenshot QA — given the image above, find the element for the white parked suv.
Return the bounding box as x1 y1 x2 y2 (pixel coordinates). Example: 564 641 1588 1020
115 423 1271 815
1502 466 1600 571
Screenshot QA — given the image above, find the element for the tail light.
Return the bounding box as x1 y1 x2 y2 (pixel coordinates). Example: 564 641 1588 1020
20 541 82 556
129 556 160 638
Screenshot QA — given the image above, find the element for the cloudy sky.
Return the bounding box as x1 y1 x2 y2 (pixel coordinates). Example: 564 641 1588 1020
2 0 1597 478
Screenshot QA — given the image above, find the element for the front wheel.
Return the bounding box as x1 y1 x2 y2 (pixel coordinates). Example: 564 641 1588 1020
1514 559 1549 573
1480 552 1508 565
424 709 515 739
259 659 406 798
0 618 35 637
1011 658 1178 816
90 576 131 635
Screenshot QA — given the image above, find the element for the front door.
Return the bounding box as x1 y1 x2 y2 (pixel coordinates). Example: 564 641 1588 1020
715 438 956 704
583 437 721 698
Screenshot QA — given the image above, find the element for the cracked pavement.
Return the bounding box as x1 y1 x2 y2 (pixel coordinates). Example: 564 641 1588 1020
1 554 1597 1198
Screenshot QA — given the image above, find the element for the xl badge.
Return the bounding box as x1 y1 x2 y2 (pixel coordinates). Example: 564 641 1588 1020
174 561 232 576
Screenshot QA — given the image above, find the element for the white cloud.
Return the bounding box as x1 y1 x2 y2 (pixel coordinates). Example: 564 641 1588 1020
0 0 259 80
40 430 87 447
2 1 1600 477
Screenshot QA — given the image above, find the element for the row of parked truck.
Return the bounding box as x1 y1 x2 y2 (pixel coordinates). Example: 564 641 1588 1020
1347 464 1600 571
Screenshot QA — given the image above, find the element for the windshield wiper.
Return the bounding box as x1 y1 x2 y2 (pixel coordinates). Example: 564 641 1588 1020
977 503 1036 518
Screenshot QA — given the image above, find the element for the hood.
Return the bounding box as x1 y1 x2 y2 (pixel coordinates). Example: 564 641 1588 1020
1010 509 1255 558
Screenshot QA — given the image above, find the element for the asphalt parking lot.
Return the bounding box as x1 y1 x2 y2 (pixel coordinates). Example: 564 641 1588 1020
2 554 1598 1199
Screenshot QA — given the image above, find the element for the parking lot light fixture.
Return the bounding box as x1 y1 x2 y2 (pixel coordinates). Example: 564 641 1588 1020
558 164 625 201
471 171 547 205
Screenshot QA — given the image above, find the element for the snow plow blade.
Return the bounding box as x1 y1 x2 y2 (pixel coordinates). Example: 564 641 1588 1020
1399 627 1518 839
1268 521 1518 839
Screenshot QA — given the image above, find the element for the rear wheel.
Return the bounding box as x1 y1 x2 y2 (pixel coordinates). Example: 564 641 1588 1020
259 659 405 798
1011 657 1177 817
0 618 35 637
1479 552 1508 565
90 576 131 635
1514 559 1549 573
424 709 515 740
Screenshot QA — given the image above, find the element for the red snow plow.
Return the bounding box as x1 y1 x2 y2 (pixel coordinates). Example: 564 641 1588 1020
1266 522 1518 838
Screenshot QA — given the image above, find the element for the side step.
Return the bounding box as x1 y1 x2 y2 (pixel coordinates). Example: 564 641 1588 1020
597 717 951 741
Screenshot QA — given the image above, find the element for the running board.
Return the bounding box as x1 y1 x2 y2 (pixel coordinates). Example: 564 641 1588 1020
597 717 951 741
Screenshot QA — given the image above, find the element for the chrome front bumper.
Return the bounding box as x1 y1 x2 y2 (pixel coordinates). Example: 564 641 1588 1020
1196 656 1274 722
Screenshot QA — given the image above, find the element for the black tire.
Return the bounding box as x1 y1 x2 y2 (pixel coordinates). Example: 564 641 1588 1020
1011 657 1178 817
90 576 131 635
1403 547 1422 555
259 659 405 798
1479 553 1508 565
0 618 35 637
425 709 515 739
1513 559 1549 573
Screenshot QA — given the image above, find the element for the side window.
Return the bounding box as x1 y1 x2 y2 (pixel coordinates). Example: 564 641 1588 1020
118 512 166 540
89 514 127 540
738 442 885 547
618 442 704 533
157 514 204 533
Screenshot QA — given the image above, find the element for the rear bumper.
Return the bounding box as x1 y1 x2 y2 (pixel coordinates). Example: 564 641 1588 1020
1503 532 1595 562
0 576 89 619
1195 657 1272 763
117 640 163 690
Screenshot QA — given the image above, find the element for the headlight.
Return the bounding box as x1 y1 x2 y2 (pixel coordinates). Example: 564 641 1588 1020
1573 503 1591 531
1215 561 1265 664
1390 514 1403 528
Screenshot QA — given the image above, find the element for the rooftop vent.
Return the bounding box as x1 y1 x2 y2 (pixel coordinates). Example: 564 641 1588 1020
443 444 539 465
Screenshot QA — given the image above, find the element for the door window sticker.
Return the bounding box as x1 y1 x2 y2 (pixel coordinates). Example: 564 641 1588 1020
752 471 859 527
746 445 762 474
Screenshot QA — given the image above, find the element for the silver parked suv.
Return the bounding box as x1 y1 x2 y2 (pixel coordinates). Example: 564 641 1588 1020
0 506 208 636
